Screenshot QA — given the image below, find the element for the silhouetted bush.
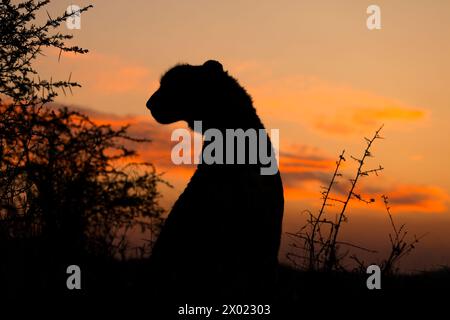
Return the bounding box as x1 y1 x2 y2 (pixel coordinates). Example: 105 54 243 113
287 126 423 273
0 104 166 260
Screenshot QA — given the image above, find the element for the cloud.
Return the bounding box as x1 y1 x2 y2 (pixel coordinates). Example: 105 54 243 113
52 105 448 214
376 185 449 213
65 105 182 167
236 68 428 137
354 107 425 122
282 175 449 214
40 48 156 96
281 171 331 188
314 106 426 136
280 152 335 173
276 143 449 214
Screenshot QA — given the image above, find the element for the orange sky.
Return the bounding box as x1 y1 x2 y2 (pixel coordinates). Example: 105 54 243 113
36 0 450 271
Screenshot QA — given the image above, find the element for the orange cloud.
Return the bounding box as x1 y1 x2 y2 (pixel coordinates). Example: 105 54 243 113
283 179 449 215
57 105 447 214
376 185 449 213
277 147 448 214
335 183 449 214
354 107 425 122
283 182 322 201
40 48 154 95
239 70 428 137
280 150 335 173
71 106 199 182
315 106 426 135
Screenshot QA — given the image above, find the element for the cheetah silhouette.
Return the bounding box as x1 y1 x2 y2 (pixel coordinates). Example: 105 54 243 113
146 60 284 300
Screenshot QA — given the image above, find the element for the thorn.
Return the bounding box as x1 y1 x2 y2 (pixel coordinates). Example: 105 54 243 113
350 155 362 163
46 10 52 21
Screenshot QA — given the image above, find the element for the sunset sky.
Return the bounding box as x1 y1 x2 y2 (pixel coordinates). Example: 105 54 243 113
36 0 450 271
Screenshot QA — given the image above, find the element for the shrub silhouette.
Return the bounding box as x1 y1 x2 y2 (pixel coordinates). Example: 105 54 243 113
287 126 423 274
0 105 165 258
146 60 284 300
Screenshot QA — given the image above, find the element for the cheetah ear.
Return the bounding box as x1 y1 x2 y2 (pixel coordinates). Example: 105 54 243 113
203 60 224 73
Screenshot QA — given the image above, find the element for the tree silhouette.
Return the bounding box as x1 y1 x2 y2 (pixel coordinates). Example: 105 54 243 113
0 0 91 104
0 0 166 293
